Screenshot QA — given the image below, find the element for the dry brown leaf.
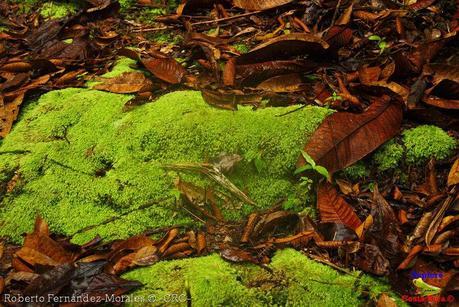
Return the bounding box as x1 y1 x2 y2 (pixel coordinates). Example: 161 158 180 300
377 293 397 307
299 96 403 174
317 182 362 230
448 158 459 186
223 58 236 87
355 215 373 240
233 0 293 11
256 73 304 92
93 72 152 94
142 58 186 84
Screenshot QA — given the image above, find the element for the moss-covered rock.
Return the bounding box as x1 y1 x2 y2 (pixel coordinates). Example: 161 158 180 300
123 248 404 306
0 72 330 243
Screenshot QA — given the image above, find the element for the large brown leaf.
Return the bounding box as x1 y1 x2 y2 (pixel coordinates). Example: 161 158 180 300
233 0 294 11
317 182 362 231
142 58 186 84
300 95 403 174
236 33 329 65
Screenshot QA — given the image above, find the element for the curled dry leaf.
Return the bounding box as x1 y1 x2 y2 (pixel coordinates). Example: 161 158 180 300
300 95 403 174
317 182 362 231
233 0 294 11
142 57 186 84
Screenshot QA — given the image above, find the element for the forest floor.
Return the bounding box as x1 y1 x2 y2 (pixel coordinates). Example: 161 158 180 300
0 0 458 306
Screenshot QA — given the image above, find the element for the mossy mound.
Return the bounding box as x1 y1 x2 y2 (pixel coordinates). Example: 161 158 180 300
342 125 457 177
0 87 330 244
123 248 404 306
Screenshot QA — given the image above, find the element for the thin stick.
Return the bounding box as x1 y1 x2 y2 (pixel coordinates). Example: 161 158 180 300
191 11 262 26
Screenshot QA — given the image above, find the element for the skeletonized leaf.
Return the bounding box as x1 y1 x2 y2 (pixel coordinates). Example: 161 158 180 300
142 58 186 84
233 0 294 11
300 96 403 174
317 182 362 230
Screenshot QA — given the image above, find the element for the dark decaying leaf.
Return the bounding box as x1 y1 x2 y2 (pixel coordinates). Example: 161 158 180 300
300 96 403 174
368 186 402 263
423 64 459 109
236 59 318 86
142 57 186 84
233 0 294 11
236 33 329 65
351 243 390 276
317 182 362 231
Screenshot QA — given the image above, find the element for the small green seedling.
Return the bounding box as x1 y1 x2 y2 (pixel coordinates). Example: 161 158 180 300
326 91 343 102
368 35 388 54
295 151 330 180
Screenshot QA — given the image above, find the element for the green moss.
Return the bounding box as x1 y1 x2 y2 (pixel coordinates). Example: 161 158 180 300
403 125 456 164
341 161 369 181
233 43 250 54
0 83 330 243
40 1 77 19
123 249 404 306
373 140 404 172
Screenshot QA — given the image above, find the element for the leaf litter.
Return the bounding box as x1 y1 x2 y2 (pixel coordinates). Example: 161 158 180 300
0 0 458 304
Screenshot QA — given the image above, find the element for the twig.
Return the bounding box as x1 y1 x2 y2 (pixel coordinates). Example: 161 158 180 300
132 26 174 33
70 197 174 237
191 11 262 26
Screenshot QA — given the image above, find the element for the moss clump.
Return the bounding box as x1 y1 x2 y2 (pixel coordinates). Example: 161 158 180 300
40 1 77 19
123 248 404 306
0 80 330 243
341 161 369 181
373 140 404 172
233 43 251 54
403 125 456 164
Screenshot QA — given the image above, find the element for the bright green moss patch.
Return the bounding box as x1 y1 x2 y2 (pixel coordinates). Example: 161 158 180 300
233 43 251 54
373 140 404 172
0 87 330 244
40 1 77 19
123 248 404 306
403 125 456 164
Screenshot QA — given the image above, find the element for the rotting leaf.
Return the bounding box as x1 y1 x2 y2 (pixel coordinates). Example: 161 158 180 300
299 95 403 174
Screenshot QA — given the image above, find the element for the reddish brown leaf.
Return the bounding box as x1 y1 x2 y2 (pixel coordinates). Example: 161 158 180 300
256 73 304 92
223 58 236 86
299 96 403 174
317 182 362 230
142 58 186 84
93 72 153 94
233 0 294 11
